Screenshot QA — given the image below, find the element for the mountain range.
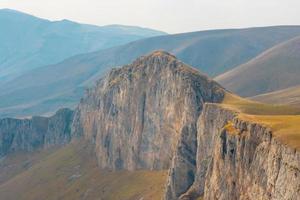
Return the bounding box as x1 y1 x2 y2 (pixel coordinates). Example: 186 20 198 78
1 23 300 117
0 7 300 200
0 8 166 82
0 52 299 200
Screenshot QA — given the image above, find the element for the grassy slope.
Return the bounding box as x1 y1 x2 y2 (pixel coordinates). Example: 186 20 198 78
2 26 300 118
216 35 300 97
222 93 300 149
0 141 167 200
250 85 300 107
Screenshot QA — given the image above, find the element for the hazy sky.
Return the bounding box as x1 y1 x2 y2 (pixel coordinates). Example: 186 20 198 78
1 0 300 33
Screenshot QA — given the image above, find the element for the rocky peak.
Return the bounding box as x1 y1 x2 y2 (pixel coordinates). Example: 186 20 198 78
72 51 225 198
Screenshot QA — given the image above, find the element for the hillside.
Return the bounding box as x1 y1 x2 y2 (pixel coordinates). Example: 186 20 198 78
0 141 167 200
216 36 300 97
0 8 165 82
0 52 299 200
250 85 300 107
2 26 300 117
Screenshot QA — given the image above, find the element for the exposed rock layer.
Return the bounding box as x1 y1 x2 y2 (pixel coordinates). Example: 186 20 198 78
0 108 74 157
71 51 225 179
72 52 300 199
180 104 300 200
1 51 299 200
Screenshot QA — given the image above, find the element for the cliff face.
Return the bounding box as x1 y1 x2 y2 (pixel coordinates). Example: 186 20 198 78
0 50 299 200
72 51 300 199
0 108 74 157
179 104 300 200
72 51 225 178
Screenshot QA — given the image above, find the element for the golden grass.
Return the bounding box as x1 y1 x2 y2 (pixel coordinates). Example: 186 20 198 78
0 141 167 200
0 147 57 185
222 92 300 115
223 121 239 135
239 114 300 150
222 92 300 150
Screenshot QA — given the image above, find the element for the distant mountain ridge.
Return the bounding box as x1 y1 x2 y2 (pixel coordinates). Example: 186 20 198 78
2 25 300 117
216 35 300 97
0 8 166 82
250 85 300 107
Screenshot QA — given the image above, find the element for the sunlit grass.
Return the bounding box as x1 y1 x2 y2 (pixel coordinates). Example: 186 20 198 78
221 92 300 149
0 141 167 200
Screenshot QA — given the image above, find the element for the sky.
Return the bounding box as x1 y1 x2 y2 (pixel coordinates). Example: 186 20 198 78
0 0 300 33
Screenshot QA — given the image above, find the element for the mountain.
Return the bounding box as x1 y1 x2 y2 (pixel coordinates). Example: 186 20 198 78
250 85 300 107
215 36 300 97
2 26 300 117
1 52 299 200
72 52 300 199
0 8 166 82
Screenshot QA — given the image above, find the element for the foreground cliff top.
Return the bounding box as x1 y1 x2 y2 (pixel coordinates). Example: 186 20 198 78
221 93 300 149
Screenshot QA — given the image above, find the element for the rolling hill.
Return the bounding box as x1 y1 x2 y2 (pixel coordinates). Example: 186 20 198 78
250 85 300 107
0 8 165 82
2 26 300 117
215 36 300 97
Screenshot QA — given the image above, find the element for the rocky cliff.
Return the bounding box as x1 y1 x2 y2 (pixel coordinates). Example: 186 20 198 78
1 51 299 200
71 51 225 198
0 108 74 157
72 51 300 199
179 103 300 200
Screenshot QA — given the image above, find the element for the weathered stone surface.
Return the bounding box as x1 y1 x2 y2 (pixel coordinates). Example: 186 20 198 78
180 103 300 200
1 50 298 200
0 108 74 156
71 51 225 184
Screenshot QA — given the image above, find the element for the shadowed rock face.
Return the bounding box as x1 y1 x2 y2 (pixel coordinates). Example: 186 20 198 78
72 51 225 174
0 108 74 157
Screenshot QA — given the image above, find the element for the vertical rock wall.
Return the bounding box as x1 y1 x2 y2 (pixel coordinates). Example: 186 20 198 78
0 108 74 157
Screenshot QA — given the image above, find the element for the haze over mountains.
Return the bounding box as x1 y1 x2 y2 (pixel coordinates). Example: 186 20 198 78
251 85 300 107
0 52 299 200
216 35 300 97
0 8 166 82
1 24 300 117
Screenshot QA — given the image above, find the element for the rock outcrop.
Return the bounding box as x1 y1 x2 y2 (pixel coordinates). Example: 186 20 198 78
72 51 300 199
2 50 299 200
180 103 300 200
0 108 74 157
71 51 225 199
